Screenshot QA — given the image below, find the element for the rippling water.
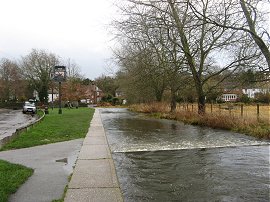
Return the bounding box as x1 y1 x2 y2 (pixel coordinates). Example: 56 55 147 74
100 108 270 201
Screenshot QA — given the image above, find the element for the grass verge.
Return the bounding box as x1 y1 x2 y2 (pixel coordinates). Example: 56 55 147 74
130 103 270 139
1 107 95 151
51 174 72 202
0 160 33 202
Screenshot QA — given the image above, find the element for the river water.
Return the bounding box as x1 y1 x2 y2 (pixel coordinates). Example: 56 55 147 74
100 108 270 202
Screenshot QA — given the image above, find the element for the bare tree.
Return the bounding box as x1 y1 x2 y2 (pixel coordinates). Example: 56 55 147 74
113 0 261 114
189 0 270 75
0 58 25 102
113 1 188 106
166 0 259 114
65 58 83 79
21 49 60 103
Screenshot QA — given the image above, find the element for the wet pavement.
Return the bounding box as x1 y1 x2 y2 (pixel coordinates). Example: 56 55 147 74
0 109 37 144
65 109 123 202
0 139 83 202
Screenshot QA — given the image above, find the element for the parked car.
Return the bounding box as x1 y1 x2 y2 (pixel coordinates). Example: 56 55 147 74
22 101 37 114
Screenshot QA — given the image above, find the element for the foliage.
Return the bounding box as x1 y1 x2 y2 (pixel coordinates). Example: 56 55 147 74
95 75 119 97
21 49 59 103
238 94 252 104
61 78 87 102
254 92 270 103
0 160 33 202
101 94 121 106
0 102 24 109
1 108 94 150
0 58 27 102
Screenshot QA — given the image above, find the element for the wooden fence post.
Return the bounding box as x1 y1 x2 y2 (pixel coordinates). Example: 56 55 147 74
257 104 260 119
241 104 243 117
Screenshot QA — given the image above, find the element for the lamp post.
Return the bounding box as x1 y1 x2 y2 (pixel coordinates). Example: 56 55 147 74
53 66 66 114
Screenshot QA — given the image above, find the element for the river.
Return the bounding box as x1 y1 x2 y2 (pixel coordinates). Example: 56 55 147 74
100 108 269 202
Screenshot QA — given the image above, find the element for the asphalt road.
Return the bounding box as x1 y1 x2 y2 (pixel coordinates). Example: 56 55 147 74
0 109 37 143
0 139 83 202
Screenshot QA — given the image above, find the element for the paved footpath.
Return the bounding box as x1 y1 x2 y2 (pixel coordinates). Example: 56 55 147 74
0 139 83 202
65 109 123 202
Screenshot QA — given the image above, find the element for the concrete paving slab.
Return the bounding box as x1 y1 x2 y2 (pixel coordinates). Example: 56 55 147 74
88 126 105 131
65 188 123 202
78 145 111 160
68 159 119 188
65 109 123 202
83 136 107 145
87 131 106 137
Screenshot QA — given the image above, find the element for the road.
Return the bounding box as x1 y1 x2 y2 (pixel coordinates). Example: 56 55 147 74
0 109 37 144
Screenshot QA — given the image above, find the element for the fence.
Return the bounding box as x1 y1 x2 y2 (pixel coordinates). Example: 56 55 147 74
176 103 270 123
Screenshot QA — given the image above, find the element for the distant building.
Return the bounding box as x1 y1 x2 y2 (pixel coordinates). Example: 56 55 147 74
83 84 103 104
242 88 269 98
219 87 270 102
48 89 59 103
115 88 125 98
220 89 242 102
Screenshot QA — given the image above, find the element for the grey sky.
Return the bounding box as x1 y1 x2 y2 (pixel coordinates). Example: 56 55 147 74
0 0 117 79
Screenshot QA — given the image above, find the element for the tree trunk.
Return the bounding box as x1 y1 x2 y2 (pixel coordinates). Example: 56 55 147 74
170 89 177 113
155 89 164 102
197 93 206 115
196 84 206 115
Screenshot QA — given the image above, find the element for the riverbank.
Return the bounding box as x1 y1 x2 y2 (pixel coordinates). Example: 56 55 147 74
130 103 270 139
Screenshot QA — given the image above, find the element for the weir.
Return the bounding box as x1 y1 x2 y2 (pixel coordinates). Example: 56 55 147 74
100 108 270 201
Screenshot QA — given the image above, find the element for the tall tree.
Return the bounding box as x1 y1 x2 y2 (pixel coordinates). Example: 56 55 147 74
0 58 25 101
95 75 119 97
189 0 270 75
21 49 59 103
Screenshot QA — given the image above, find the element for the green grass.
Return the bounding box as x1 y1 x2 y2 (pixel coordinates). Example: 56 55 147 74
51 174 72 202
1 107 95 151
0 160 33 202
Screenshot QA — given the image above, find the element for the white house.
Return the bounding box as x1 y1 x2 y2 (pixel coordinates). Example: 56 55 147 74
48 89 59 102
220 93 238 102
242 88 269 98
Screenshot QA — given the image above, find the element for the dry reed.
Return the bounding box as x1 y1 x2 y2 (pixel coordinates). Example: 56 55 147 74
130 103 270 139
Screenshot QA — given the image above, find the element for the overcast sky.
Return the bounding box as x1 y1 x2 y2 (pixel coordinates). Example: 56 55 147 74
0 0 118 79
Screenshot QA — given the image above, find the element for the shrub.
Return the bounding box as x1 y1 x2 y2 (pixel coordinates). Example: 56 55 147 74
254 93 270 103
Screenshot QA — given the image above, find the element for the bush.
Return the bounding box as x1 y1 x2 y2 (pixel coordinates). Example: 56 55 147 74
238 94 252 104
0 102 23 109
254 93 270 103
79 102 88 107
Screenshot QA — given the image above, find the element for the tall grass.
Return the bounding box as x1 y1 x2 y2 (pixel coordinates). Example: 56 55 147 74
130 103 270 139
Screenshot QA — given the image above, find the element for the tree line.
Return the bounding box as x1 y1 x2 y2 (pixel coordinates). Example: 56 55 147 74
0 49 92 104
111 0 270 114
